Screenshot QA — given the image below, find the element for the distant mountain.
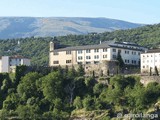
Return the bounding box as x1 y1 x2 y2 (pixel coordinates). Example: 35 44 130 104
0 17 144 39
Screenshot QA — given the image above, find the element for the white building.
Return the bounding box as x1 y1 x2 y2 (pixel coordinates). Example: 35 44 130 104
141 49 160 75
0 55 30 73
49 41 146 67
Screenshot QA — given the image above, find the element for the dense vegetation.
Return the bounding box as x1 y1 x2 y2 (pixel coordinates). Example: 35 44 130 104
0 66 160 119
0 24 160 65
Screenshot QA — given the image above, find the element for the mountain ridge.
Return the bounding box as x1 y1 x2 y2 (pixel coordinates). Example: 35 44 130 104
0 17 144 39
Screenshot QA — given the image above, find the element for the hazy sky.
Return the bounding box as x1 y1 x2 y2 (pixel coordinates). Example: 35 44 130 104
0 0 159 24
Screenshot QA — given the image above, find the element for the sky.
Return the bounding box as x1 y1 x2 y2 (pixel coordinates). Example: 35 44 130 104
0 0 160 24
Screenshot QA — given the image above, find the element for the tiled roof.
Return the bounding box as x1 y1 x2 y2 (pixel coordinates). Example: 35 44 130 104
52 41 145 52
10 55 30 59
53 43 110 52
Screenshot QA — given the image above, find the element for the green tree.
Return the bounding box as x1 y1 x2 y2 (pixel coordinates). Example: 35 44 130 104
93 83 106 96
15 65 27 85
42 71 64 102
3 93 19 110
77 64 85 76
82 95 93 110
116 51 124 70
68 66 77 78
73 96 82 109
17 72 42 100
155 66 159 76
150 67 152 76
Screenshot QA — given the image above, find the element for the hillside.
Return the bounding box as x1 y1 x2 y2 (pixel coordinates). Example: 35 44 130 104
0 17 143 39
0 23 160 65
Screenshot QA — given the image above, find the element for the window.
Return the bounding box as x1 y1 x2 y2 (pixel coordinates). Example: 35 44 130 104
112 49 116 52
86 56 91 59
53 61 59 64
125 51 129 54
132 60 136 64
66 51 71 54
103 55 107 58
78 56 83 60
103 48 107 52
86 49 91 53
143 66 145 68
53 52 59 55
94 61 99 64
112 55 117 59
125 59 129 63
78 50 83 54
94 55 99 59
86 62 91 64
132 51 136 55
94 49 99 53
118 50 121 54
66 60 71 63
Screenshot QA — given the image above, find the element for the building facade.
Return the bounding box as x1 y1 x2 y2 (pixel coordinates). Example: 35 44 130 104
141 49 160 75
49 41 146 67
0 55 30 73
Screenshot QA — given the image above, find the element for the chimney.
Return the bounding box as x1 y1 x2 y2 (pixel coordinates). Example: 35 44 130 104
50 42 54 51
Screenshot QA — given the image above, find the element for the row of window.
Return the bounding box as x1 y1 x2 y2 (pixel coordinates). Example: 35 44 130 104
78 61 100 65
125 59 137 64
53 49 106 55
53 60 72 64
78 55 108 60
143 54 160 57
54 51 71 55
53 59 138 65
142 59 160 63
142 66 160 69
54 49 140 55
78 48 107 54
113 49 140 55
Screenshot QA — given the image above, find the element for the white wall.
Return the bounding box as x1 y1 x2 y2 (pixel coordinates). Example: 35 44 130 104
0 56 31 73
110 47 141 65
21 58 31 66
2 56 9 72
141 52 160 74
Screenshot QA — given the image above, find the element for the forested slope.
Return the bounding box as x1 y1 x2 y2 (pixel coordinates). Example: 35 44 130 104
0 66 160 119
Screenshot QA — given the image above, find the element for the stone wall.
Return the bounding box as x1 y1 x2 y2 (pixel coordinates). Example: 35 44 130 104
141 76 160 86
84 60 118 76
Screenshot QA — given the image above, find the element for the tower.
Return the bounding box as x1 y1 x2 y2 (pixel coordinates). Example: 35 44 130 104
50 42 54 51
